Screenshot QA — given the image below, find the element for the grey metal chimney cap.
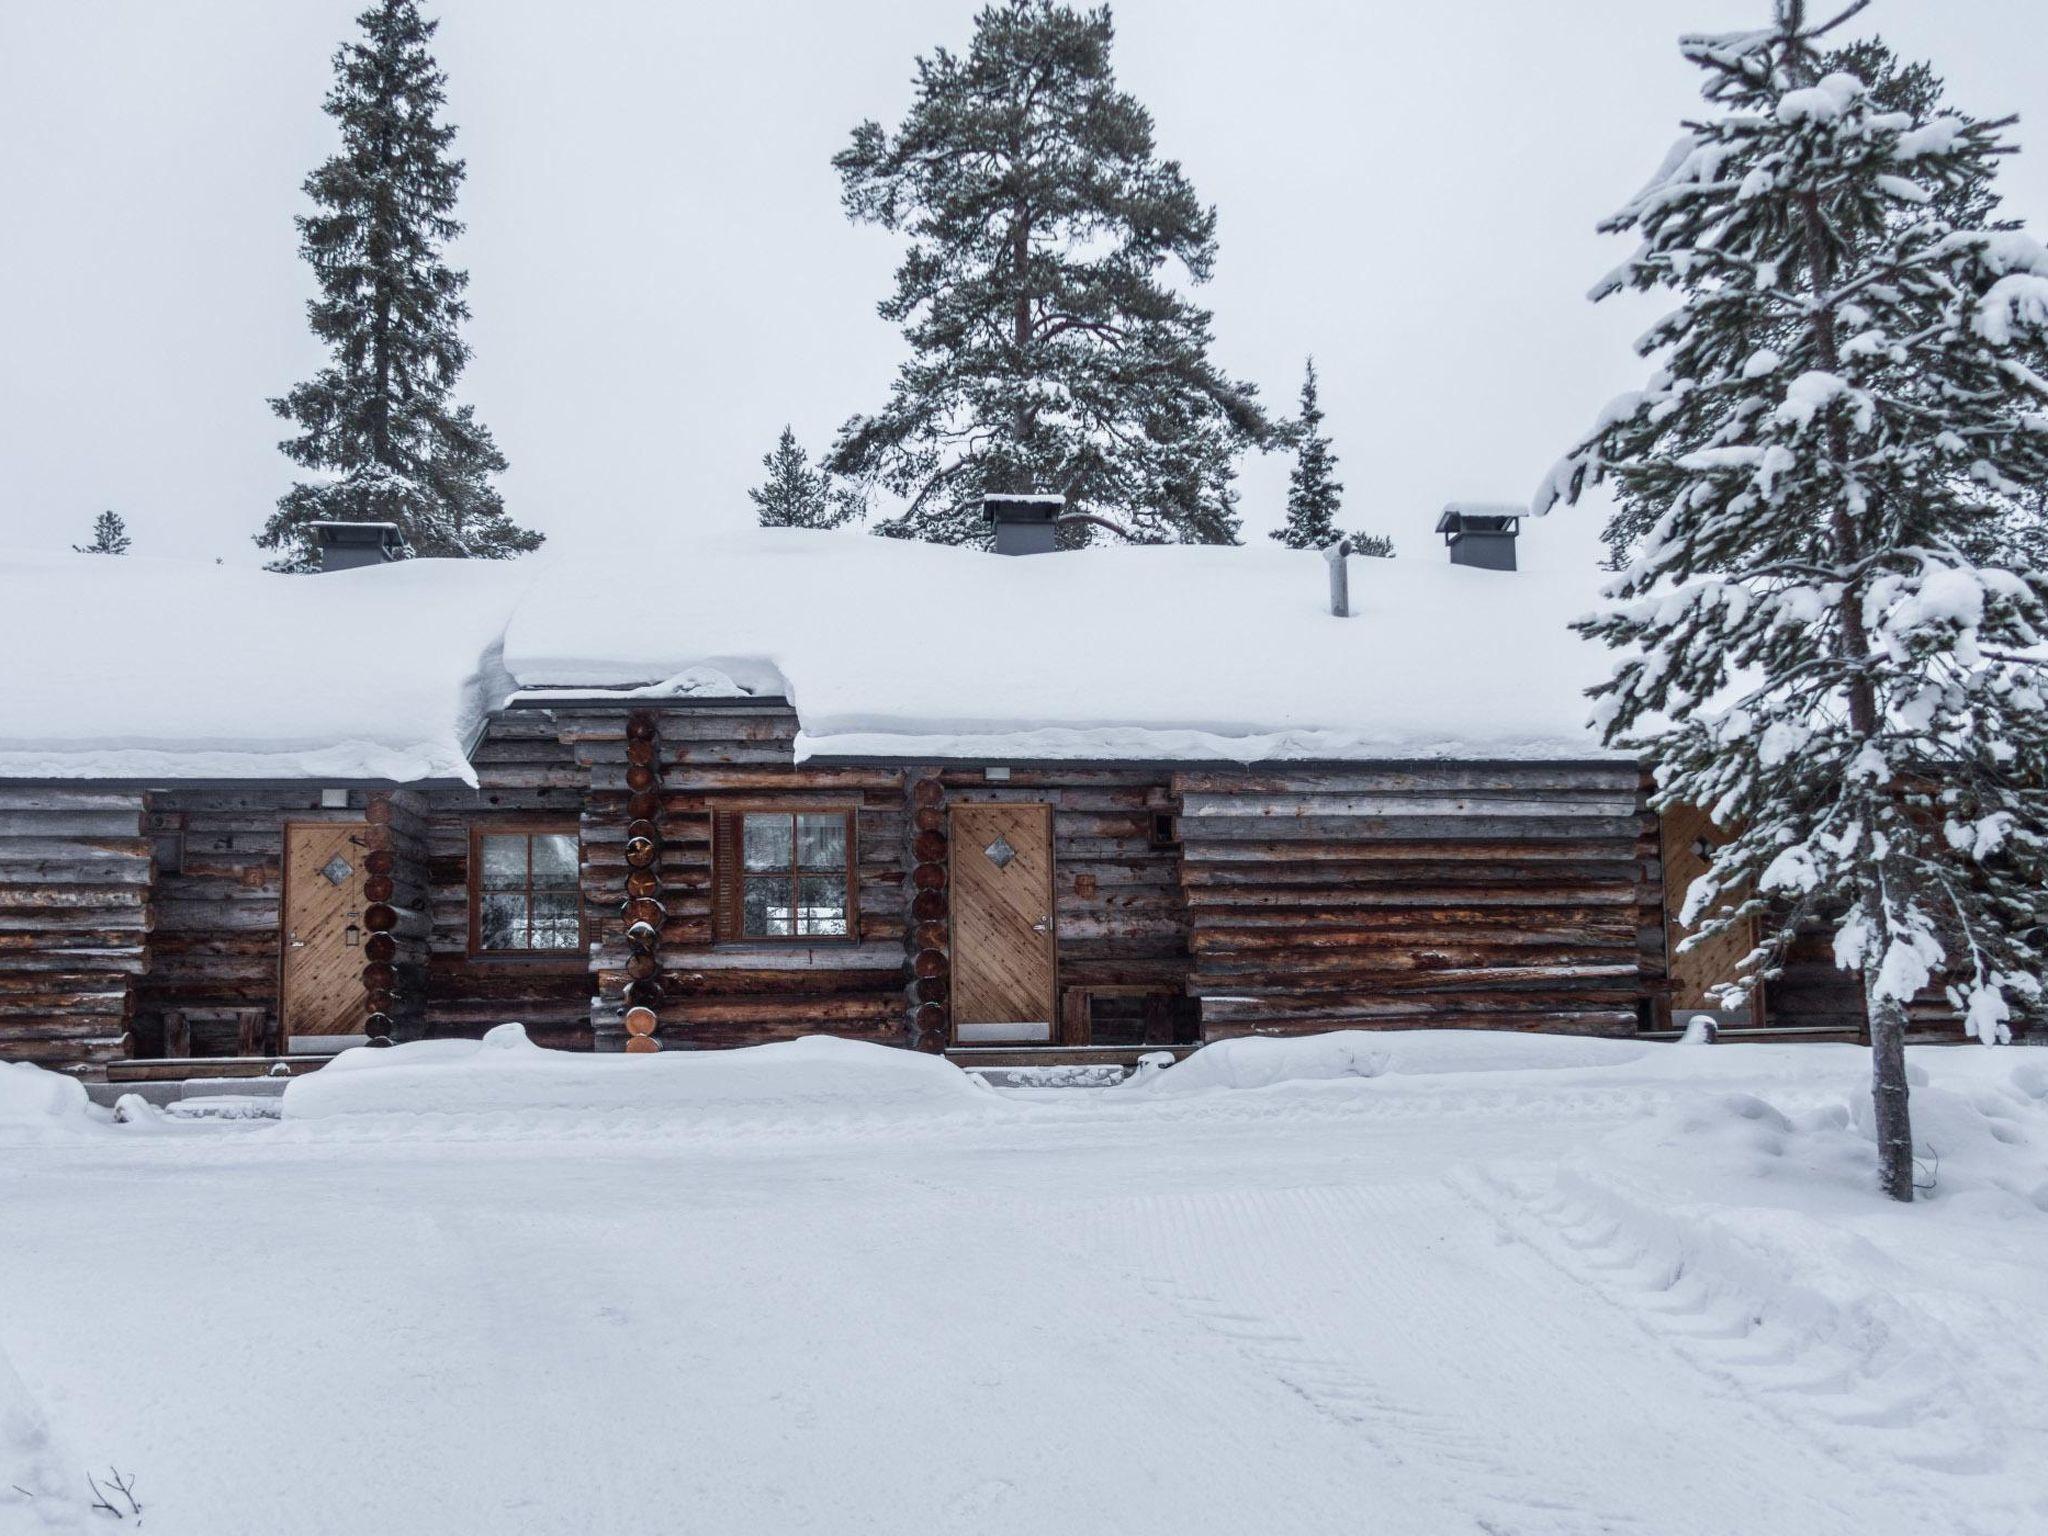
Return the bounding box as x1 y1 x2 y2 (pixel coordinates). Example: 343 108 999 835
1435 504 1521 572
310 521 410 571
1434 504 1522 537
981 494 1067 525
982 493 1066 555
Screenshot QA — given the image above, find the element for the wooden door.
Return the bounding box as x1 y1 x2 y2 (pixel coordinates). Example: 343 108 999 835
281 821 371 1045
1660 804 1760 1023
949 803 1057 1042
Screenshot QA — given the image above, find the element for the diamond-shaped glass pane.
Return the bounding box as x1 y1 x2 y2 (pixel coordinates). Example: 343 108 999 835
984 835 1016 869
319 855 354 887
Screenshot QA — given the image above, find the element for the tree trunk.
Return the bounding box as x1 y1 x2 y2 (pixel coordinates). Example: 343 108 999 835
1864 959 1916 1202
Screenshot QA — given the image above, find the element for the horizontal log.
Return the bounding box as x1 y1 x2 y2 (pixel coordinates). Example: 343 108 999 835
0 810 149 837
1172 766 1641 795
0 790 148 812
0 838 153 863
1178 793 1641 820
1181 815 1652 843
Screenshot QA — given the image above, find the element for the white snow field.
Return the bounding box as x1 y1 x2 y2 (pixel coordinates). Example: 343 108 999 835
4 1032 2046 1536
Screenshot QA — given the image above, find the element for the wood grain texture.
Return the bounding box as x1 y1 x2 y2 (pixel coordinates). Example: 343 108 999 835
949 803 1056 1033
281 822 369 1042
1659 804 1758 1017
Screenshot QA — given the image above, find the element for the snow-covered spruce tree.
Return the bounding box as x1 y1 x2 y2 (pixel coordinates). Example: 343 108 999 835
1594 30 2010 569
73 510 131 555
750 427 860 529
260 0 539 571
831 0 1271 546
1541 1 2048 1201
1270 359 1393 557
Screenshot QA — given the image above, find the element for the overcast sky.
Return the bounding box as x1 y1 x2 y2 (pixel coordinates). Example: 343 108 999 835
3 0 2046 568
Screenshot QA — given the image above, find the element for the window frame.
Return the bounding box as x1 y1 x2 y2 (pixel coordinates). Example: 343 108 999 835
467 820 586 961
713 805 860 945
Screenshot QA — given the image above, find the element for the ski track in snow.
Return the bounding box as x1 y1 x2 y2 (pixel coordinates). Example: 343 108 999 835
2 1068 2042 1535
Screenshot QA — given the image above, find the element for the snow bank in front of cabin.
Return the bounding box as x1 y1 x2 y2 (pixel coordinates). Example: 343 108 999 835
0 1060 108 1142
502 529 1615 762
1128 1029 1655 1094
1594 1052 2048 1215
281 1023 993 1121
0 550 528 782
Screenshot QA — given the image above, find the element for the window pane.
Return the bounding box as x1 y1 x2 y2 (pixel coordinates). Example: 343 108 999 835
743 814 792 872
529 893 582 951
479 892 528 950
797 873 848 936
479 835 528 889
531 834 580 890
795 813 847 871
743 875 793 937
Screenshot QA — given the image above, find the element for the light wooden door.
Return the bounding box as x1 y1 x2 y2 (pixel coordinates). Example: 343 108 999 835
1660 803 1760 1022
950 803 1056 1042
281 821 370 1045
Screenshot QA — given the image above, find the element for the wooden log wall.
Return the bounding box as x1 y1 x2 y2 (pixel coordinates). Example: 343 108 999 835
563 705 909 1050
133 787 368 1056
621 711 666 1052
362 789 429 1041
906 772 949 1051
423 710 594 1051
1173 764 1662 1038
0 789 153 1073
938 768 1191 1043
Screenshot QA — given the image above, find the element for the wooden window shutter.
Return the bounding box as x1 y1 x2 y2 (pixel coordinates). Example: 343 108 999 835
712 810 740 941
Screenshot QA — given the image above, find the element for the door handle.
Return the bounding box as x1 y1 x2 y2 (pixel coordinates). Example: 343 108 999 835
1031 918 1051 934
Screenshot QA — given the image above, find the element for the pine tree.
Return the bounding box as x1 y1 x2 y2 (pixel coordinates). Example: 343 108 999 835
259 0 540 571
73 510 131 555
750 427 860 529
1541 1 2048 1201
1269 359 1392 557
831 1 1271 546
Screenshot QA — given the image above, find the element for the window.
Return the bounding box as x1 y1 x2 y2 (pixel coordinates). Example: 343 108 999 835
715 809 855 941
471 826 583 954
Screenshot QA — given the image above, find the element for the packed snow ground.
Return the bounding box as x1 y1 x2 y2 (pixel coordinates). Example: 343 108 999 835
4 1032 2045 1536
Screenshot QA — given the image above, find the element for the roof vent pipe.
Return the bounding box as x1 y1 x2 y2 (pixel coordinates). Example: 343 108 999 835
1435 505 1520 571
1323 538 1352 618
982 494 1065 555
311 520 410 572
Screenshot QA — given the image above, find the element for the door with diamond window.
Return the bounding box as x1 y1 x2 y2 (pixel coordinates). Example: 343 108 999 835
949 803 1057 1043
281 821 371 1047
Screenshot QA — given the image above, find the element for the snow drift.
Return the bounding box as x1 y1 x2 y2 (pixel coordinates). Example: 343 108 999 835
280 1023 993 1120
0 1060 107 1142
1129 1029 1654 1094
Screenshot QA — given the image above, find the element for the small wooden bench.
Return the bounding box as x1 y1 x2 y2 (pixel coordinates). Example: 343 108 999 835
162 1007 275 1059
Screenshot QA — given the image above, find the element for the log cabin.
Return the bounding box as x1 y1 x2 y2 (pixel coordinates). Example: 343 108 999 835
0 502 1909 1081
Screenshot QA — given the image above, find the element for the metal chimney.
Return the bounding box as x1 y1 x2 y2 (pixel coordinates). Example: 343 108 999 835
1435 505 1520 571
311 521 409 572
982 494 1065 555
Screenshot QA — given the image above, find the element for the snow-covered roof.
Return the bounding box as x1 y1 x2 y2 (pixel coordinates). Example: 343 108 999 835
0 529 1617 782
0 551 526 783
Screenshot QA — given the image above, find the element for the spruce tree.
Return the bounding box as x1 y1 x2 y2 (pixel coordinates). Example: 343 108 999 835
73 510 131 555
1541 0 2048 1200
750 427 859 529
1594 31 2010 568
1270 359 1392 558
831 1 1271 546
259 0 539 571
